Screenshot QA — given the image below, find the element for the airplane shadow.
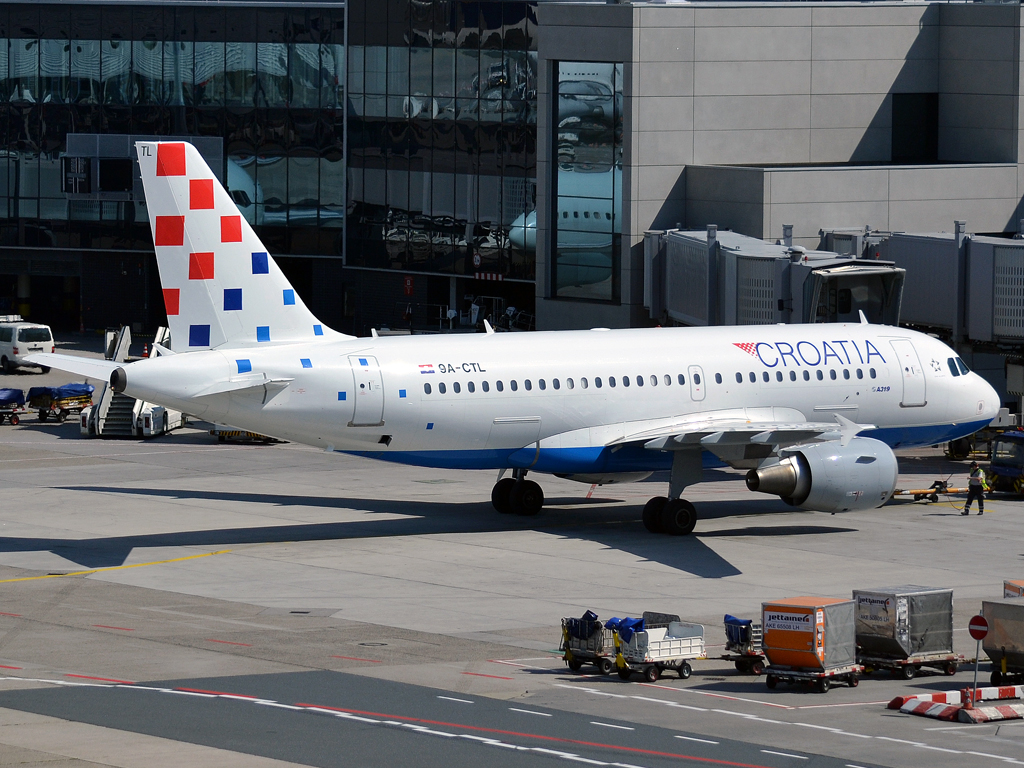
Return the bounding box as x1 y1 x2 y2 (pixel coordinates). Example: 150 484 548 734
0 485 856 579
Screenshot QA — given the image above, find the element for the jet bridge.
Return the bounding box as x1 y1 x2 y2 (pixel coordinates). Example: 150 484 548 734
643 227 904 327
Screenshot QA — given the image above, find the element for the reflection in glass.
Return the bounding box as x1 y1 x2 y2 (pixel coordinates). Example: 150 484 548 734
194 41 225 106
10 38 39 102
257 42 287 107
102 40 132 105
133 40 163 104
40 40 69 103
225 42 256 106
552 62 623 301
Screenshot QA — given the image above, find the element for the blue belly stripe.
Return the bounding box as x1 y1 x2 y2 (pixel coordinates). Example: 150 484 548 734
341 420 992 473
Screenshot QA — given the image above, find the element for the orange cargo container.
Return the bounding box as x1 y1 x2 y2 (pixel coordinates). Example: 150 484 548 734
762 597 857 671
1005 580 1024 599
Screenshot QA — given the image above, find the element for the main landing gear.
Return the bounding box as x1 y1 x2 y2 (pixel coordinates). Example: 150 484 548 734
491 469 544 516
641 497 697 535
641 448 703 536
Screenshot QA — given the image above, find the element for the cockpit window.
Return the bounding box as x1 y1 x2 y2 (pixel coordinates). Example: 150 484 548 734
956 358 970 375
947 358 960 377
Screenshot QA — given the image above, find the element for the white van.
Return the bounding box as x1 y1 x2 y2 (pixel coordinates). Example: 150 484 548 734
0 317 54 373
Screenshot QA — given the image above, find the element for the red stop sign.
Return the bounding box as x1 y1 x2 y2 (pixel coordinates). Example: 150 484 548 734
968 615 989 641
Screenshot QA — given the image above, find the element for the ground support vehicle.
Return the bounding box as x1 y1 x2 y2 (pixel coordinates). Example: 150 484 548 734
858 652 961 679
561 611 616 675
0 388 25 425
722 614 766 675
612 613 705 682
764 663 862 693
982 431 1024 494
28 384 94 422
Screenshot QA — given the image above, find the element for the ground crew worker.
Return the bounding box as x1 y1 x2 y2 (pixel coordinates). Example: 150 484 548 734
962 461 988 516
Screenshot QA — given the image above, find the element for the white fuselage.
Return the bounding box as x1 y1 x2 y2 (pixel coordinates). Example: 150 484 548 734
117 322 998 476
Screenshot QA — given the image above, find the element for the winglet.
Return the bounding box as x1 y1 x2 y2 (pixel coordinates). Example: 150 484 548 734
483 319 495 335
859 310 869 325
834 412 864 447
371 328 379 338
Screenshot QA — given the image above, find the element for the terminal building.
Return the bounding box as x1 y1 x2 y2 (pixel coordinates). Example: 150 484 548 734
1 0 1024 390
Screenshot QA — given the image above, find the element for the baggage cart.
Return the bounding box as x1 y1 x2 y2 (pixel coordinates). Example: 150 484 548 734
764 663 862 693
612 612 705 682
858 651 962 679
28 384 94 423
762 597 860 693
983 598 1024 685
561 610 616 675
853 586 956 678
722 614 766 675
0 388 25 425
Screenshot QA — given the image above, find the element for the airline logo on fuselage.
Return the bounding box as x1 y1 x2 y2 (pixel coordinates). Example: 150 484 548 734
733 340 886 368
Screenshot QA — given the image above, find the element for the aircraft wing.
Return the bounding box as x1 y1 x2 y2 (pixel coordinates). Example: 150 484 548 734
23 353 121 381
609 410 874 469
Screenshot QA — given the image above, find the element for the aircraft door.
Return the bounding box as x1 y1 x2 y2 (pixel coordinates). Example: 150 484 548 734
348 355 385 426
889 339 926 407
688 365 705 402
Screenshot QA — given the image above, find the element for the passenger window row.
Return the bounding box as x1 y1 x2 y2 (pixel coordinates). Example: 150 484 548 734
423 372 689 396
422 367 877 396
728 368 876 384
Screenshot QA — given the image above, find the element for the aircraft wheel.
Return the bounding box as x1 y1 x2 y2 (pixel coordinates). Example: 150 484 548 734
509 480 544 516
660 499 697 536
491 477 517 514
642 497 667 533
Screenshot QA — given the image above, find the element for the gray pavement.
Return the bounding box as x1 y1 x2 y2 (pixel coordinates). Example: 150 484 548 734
0 404 1021 767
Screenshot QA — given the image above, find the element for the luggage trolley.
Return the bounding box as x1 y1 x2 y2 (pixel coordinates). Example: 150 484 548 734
0 388 25 425
612 612 705 683
764 663 862 693
858 651 961 680
561 610 616 675
28 384 94 422
723 614 766 675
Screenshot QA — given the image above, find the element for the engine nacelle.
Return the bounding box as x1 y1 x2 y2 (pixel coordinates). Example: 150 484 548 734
745 437 898 513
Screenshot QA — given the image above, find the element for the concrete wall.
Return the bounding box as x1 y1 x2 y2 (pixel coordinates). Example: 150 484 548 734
536 1 1024 330
685 163 1019 248
938 4 1019 164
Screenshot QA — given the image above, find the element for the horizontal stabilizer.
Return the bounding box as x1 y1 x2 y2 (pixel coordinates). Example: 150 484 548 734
23 353 120 381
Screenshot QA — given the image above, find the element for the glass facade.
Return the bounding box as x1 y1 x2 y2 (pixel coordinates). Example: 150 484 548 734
552 61 622 302
346 0 537 281
0 3 344 255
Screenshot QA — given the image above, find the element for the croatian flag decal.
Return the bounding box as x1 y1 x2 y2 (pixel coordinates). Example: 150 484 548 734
733 342 759 357
419 364 435 374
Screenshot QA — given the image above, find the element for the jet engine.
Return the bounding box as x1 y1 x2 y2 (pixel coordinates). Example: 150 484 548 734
744 437 898 513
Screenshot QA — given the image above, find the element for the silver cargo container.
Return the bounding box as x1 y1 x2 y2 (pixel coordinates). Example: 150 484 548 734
853 586 953 659
982 598 1024 677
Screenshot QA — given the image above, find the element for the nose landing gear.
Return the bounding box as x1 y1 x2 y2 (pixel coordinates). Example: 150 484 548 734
491 469 544 516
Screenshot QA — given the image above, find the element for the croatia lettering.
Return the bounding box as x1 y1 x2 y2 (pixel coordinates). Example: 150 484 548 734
733 339 885 368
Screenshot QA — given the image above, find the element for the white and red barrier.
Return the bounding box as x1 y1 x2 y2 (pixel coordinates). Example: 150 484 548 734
892 684 1024 723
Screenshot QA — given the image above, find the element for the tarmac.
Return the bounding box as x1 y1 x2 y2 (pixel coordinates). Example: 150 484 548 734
0 342 1022 767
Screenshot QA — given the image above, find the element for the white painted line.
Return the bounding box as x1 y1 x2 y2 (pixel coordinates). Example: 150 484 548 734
437 696 474 704
674 735 719 745
846 764 870 768
637 682 792 710
509 707 552 717
761 750 807 760
629 695 708 713
876 737 925 746
924 724 987 731
795 700 890 709
918 745 963 754
591 722 634 731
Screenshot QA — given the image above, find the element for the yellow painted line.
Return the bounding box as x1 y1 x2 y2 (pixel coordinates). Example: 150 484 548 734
0 549 231 584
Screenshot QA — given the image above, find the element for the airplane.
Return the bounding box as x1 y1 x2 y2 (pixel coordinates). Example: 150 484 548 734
508 166 620 290
29 141 1000 535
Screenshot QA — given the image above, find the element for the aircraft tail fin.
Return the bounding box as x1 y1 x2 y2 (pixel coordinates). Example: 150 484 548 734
136 141 347 351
